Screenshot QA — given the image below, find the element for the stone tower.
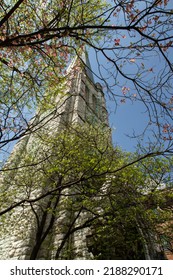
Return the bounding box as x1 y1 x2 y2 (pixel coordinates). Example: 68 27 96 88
0 52 109 259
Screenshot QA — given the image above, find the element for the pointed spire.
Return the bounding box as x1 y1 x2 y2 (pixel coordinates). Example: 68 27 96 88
81 50 95 84
67 48 95 84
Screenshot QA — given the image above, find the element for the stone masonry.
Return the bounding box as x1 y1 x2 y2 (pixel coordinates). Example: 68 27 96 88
0 52 109 259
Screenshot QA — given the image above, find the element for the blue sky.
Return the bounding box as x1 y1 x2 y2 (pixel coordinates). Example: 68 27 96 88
88 48 151 152
108 98 149 151
87 1 173 152
1 1 172 160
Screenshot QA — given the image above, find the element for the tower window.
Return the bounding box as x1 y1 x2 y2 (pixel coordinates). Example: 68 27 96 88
85 86 89 105
92 94 97 111
92 94 100 116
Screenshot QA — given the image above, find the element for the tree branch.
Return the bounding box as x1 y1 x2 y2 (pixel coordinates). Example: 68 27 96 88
0 0 25 28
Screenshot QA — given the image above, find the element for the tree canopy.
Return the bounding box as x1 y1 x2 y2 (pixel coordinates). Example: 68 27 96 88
0 0 173 259
0 0 172 162
0 123 172 259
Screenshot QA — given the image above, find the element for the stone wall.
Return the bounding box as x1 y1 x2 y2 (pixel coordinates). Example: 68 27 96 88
0 53 109 260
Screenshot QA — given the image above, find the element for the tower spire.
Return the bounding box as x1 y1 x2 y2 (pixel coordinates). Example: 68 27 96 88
0 50 109 260
81 49 95 84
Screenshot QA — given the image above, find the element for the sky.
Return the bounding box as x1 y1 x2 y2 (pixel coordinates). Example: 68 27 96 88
108 99 149 151
87 0 173 152
88 49 151 153
1 0 172 162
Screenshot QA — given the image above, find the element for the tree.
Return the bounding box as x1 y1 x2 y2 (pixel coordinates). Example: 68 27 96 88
86 155 173 260
0 123 172 259
0 0 172 161
0 123 113 259
0 0 173 259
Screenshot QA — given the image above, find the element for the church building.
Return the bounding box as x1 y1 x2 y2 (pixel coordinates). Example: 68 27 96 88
0 52 109 259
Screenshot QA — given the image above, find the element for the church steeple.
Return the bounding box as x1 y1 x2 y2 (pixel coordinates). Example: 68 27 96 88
59 51 109 127
0 50 109 260
81 50 95 84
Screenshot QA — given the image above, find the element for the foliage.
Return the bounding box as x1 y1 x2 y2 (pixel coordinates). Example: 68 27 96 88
0 0 108 159
0 123 113 224
1 123 172 259
0 0 173 259
0 0 172 161
86 156 173 259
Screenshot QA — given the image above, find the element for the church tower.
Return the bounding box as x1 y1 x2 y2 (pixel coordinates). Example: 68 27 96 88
0 52 109 259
